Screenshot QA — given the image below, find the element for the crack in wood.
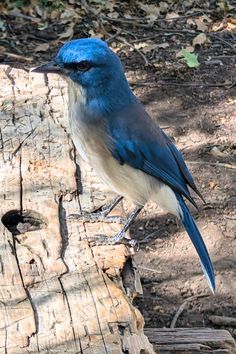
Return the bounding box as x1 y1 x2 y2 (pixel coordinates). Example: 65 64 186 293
4 67 16 126
58 195 69 261
11 231 39 340
82 271 109 354
58 278 81 354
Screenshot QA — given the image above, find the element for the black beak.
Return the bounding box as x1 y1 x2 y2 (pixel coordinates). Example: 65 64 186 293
31 61 63 74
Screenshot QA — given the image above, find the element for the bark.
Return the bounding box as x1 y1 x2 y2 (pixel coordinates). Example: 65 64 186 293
0 65 154 354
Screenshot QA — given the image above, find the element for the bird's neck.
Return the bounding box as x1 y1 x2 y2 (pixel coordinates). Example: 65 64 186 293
68 75 137 120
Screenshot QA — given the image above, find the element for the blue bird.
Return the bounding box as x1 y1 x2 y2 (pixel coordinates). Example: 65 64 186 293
32 38 215 292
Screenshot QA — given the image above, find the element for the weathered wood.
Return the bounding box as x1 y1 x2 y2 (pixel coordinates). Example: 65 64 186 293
209 316 236 327
0 66 154 354
145 328 236 354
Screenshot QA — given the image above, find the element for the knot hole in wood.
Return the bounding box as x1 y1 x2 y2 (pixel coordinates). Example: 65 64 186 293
1 209 48 235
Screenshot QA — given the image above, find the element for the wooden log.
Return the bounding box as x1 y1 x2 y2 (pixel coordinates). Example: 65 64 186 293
0 65 155 354
209 315 236 327
145 328 236 354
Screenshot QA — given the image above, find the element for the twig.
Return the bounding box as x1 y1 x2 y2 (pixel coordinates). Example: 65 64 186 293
112 25 137 40
170 294 209 329
138 265 162 274
117 36 149 66
7 11 40 22
165 11 202 21
186 161 236 170
225 215 236 220
100 15 153 29
209 33 236 53
132 80 235 89
4 52 33 62
138 227 166 244
106 30 122 43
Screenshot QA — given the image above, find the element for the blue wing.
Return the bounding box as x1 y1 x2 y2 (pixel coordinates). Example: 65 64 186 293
107 102 215 291
109 105 202 208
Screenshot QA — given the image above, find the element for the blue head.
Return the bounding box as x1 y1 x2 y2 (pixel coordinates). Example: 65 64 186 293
33 38 135 110
56 38 123 89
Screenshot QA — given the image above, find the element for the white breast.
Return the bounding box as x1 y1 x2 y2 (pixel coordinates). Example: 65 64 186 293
67 80 181 216
67 80 89 161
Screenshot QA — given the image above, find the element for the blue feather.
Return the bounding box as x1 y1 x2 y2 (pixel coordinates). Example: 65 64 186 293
177 195 215 292
110 105 198 208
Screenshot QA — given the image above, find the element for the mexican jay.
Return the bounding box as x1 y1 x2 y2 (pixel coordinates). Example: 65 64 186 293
32 38 215 292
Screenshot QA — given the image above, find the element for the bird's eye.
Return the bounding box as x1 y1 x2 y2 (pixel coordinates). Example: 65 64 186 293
64 60 92 72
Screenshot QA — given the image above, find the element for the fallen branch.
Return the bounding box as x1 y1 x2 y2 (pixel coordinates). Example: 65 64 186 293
138 266 162 274
132 80 236 89
209 315 236 327
209 33 236 53
186 161 236 170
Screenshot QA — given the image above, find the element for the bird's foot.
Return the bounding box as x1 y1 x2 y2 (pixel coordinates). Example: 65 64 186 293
67 211 126 224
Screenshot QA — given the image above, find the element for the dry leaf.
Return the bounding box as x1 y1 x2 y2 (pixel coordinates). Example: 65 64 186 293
105 2 117 11
227 17 236 25
0 45 6 53
226 18 236 30
183 0 195 6
61 8 75 19
210 146 229 158
187 18 195 26
134 42 149 50
159 1 169 13
141 45 157 53
88 29 103 39
35 43 50 52
59 24 74 39
107 11 119 19
165 11 179 20
158 42 169 49
50 10 60 20
139 3 160 21
212 21 224 32
195 17 208 32
192 33 207 46
209 181 217 190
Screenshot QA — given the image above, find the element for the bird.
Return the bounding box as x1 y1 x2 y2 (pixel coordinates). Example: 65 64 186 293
32 38 215 292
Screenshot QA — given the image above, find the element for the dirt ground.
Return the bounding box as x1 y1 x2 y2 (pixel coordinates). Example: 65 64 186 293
1 0 236 340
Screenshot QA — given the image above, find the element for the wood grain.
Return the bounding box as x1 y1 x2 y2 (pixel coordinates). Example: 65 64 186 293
0 65 154 354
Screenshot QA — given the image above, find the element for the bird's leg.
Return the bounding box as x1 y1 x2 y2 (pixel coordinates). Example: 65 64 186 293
94 205 143 246
99 195 124 216
67 195 124 223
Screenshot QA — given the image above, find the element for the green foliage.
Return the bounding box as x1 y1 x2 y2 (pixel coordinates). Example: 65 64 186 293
180 49 200 68
7 0 65 10
10 0 30 7
39 0 65 10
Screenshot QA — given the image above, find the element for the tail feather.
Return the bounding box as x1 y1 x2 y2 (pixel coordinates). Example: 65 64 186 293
177 196 215 293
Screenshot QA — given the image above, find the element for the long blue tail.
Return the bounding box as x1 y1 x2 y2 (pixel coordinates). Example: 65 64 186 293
177 195 215 293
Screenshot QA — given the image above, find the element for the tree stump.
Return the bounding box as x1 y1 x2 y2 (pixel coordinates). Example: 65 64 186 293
0 66 155 354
